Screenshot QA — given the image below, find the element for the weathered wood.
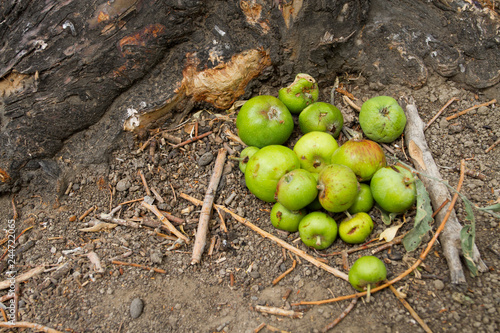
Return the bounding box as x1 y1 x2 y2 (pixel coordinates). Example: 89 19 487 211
402 97 488 284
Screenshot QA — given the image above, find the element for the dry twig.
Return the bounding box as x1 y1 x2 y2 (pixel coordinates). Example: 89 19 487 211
445 98 496 121
254 305 303 319
321 297 358 332
424 97 458 131
78 206 95 221
272 260 296 285
389 285 433 333
191 148 227 264
485 138 500 153
0 266 45 290
172 131 213 149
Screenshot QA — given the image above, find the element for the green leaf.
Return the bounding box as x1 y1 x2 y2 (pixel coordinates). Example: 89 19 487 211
376 204 398 225
476 203 500 213
403 179 433 252
460 199 478 277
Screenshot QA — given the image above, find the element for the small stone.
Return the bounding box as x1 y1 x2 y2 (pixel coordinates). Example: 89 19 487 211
478 106 489 115
198 152 214 166
433 279 445 290
174 303 182 310
150 250 163 264
249 271 260 279
130 298 144 319
116 179 131 192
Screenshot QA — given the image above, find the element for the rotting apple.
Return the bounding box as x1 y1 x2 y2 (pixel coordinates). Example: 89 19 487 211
238 146 260 173
275 169 318 211
293 131 339 174
330 138 386 182
245 145 300 203
278 73 319 114
348 183 374 214
270 202 306 233
317 164 359 213
348 256 387 292
370 165 416 213
298 211 337 250
359 96 406 143
339 212 374 244
298 102 344 138
236 95 294 148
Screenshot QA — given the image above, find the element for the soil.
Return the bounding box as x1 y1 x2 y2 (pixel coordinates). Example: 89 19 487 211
1 72 499 333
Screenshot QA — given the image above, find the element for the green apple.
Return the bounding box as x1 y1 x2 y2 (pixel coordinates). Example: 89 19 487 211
348 256 387 292
348 183 374 214
293 131 339 173
339 212 374 244
298 102 344 138
359 96 406 143
278 73 319 114
318 164 359 213
238 146 260 173
270 202 306 232
275 169 318 211
330 139 386 182
370 165 416 213
298 212 337 250
245 145 300 202
236 95 294 148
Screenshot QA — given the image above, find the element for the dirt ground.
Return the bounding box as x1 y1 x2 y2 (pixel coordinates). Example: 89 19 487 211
0 73 499 333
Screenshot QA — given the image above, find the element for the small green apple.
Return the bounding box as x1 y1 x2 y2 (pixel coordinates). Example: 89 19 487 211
370 165 416 213
348 183 374 214
359 96 406 143
275 169 318 211
270 202 306 232
298 212 337 250
298 102 344 138
339 212 374 244
278 73 319 114
293 131 339 173
245 145 300 202
236 95 294 148
238 146 260 173
330 139 386 182
318 164 359 213
348 256 387 292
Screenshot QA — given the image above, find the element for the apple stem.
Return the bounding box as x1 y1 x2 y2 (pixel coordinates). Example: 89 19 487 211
228 156 245 162
366 284 371 303
316 235 322 247
345 211 353 219
342 127 363 141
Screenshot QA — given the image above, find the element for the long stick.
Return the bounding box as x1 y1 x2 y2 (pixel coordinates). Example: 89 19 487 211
0 265 45 290
445 98 496 121
389 285 433 333
191 148 227 264
180 193 349 281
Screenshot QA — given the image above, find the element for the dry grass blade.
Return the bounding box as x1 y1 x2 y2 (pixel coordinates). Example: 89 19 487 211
389 285 433 333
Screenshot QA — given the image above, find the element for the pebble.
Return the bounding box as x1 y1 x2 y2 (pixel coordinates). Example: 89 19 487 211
433 279 445 290
130 298 144 319
116 179 131 192
198 152 214 166
150 250 163 264
249 271 260 279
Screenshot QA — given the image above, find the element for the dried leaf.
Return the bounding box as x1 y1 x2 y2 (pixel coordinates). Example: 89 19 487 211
460 199 478 276
403 179 433 251
79 222 117 232
379 223 403 242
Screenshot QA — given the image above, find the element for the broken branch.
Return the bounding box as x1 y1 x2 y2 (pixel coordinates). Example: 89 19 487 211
321 297 358 332
0 266 45 290
171 131 212 149
111 260 166 274
191 148 227 264
424 97 458 131
254 305 303 319
0 321 63 333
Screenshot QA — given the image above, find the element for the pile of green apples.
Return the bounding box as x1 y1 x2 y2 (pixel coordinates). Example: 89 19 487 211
235 73 416 289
